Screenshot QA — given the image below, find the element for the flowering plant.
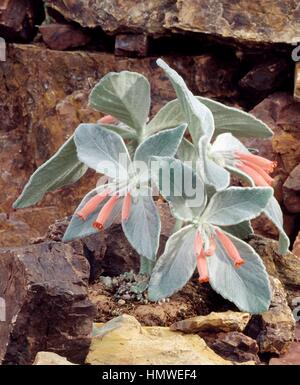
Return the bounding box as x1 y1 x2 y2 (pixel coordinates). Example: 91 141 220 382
13 59 289 313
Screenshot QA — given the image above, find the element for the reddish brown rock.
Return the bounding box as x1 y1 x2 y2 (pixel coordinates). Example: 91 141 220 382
292 231 300 258
193 55 239 101
249 235 300 309
239 58 291 98
205 331 260 363
283 164 300 213
0 241 95 365
249 92 300 184
269 341 300 365
40 23 91 51
295 62 300 102
115 34 149 57
245 277 295 355
269 324 300 365
0 0 43 42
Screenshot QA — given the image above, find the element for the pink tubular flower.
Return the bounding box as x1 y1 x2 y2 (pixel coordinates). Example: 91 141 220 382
197 254 209 283
235 151 277 187
241 160 274 185
236 151 277 172
122 192 131 221
93 194 119 231
237 163 270 187
76 189 110 221
215 229 245 268
98 115 118 125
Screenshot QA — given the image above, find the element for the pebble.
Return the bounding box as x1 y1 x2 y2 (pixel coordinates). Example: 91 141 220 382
118 299 126 306
100 276 113 288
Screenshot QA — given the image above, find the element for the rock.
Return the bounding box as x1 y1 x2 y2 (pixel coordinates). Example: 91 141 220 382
39 23 91 50
0 37 6 61
33 352 76 365
249 235 300 309
283 164 300 213
0 241 95 364
269 323 300 365
170 0 300 44
47 0 300 44
193 55 239 101
250 93 300 179
269 342 300 365
245 277 295 355
82 226 141 279
0 0 43 42
170 311 251 334
47 0 171 35
115 34 149 57
86 314 237 365
295 62 300 102
292 231 300 258
205 332 260 363
239 58 291 99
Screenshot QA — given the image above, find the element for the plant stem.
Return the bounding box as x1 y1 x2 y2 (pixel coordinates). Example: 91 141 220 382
139 256 155 275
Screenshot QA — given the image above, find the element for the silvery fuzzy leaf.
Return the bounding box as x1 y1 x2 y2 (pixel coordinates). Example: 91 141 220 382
210 132 249 154
13 136 87 209
146 97 273 139
157 59 214 143
148 225 197 301
146 99 185 135
100 123 137 140
198 97 273 138
264 196 290 255
74 123 131 180
197 135 230 191
221 221 254 240
225 165 254 186
151 156 205 221
176 138 197 164
63 184 120 242
207 232 271 313
89 71 151 132
202 186 273 226
122 188 160 261
134 124 186 164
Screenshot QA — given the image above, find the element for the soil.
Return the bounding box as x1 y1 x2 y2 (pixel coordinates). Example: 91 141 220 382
89 275 236 326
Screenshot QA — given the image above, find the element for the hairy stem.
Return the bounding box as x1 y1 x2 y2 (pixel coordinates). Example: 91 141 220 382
139 256 155 275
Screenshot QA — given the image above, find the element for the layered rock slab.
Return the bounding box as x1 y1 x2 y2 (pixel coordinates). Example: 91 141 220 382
47 0 300 44
0 241 95 364
87 315 244 365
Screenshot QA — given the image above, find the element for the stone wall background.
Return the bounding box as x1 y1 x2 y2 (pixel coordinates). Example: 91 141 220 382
0 0 300 252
